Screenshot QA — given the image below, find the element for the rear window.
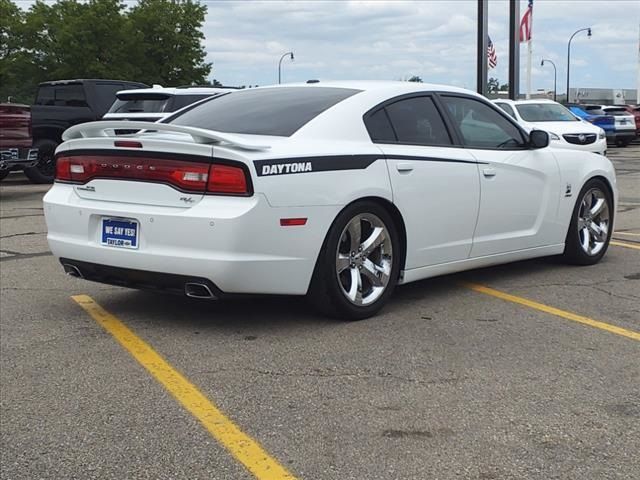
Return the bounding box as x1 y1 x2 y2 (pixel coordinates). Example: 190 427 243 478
35 84 87 107
602 107 629 116
109 94 171 114
167 87 361 136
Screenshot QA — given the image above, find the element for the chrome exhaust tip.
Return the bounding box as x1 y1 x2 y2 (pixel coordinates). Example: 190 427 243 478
184 282 216 300
62 263 83 278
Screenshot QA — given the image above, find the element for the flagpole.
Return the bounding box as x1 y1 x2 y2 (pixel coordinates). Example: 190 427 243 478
526 39 532 99
526 2 533 99
637 22 639 103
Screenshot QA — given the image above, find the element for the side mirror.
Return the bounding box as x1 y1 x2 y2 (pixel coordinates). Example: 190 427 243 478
529 129 550 149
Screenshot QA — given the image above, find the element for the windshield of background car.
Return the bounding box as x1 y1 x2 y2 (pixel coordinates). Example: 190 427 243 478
108 94 171 114
515 103 578 122
167 87 361 136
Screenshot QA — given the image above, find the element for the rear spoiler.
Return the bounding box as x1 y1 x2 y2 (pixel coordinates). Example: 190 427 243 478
62 121 271 151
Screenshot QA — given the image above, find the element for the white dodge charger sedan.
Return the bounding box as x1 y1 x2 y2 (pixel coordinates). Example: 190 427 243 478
44 81 617 319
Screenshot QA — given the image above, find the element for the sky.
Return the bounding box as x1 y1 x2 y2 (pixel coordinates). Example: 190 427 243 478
200 0 639 93
15 0 640 92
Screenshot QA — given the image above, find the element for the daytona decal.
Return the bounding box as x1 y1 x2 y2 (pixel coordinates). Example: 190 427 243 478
254 155 380 177
261 162 313 176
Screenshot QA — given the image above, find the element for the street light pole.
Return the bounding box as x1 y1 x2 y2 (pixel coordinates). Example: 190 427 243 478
278 52 294 84
566 27 591 103
541 59 557 102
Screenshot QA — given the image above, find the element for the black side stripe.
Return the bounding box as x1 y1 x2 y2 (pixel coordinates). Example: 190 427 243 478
384 154 487 165
255 155 379 176
254 154 484 177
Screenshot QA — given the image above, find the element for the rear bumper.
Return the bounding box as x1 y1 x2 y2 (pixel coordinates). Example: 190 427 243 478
0 147 38 170
44 183 338 295
59 258 225 298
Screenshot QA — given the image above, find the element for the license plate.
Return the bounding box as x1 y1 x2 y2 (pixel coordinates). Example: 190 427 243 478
101 218 139 249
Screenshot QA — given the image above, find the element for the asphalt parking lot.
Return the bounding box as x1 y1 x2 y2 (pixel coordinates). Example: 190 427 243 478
1 145 638 480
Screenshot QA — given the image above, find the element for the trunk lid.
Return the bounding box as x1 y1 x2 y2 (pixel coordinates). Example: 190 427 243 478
56 121 265 208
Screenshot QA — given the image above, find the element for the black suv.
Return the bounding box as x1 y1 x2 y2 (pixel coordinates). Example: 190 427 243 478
29 79 147 183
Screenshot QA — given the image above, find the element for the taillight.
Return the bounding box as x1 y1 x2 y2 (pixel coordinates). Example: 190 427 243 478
56 157 72 181
207 164 248 194
55 154 250 195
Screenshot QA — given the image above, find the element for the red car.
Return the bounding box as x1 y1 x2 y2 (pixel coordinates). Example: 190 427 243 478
0 103 38 181
620 104 640 136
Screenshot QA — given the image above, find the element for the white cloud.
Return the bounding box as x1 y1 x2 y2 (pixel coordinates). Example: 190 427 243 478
17 0 640 92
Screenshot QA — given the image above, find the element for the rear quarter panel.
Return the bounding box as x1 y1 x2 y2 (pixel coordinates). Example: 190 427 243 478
213 140 392 208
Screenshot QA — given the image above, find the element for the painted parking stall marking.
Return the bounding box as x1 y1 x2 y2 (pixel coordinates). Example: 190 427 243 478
462 282 640 342
610 240 640 251
72 294 297 480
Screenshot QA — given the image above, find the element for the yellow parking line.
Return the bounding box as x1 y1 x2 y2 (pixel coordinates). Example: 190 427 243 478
614 231 640 237
72 294 297 480
462 283 640 342
611 240 640 251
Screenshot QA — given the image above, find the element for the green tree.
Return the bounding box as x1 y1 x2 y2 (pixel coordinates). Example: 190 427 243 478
407 75 423 83
128 0 211 85
0 0 31 102
488 77 500 94
20 0 135 79
0 0 212 103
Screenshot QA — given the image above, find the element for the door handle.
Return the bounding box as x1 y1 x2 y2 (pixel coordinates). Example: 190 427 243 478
482 168 496 178
396 163 414 172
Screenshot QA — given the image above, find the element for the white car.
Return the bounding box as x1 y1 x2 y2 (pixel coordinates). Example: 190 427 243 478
493 99 607 155
44 81 617 319
103 86 233 123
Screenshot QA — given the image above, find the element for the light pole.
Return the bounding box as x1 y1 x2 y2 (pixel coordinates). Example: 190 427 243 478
541 59 557 102
278 52 294 84
566 27 591 104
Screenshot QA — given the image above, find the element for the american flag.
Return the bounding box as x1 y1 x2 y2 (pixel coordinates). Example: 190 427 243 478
520 0 533 42
487 36 497 69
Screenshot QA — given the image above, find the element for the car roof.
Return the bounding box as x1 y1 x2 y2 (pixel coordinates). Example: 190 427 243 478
258 80 474 95
493 99 558 105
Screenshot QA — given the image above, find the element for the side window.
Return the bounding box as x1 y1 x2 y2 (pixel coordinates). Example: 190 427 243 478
496 103 516 119
54 85 88 107
385 96 452 146
364 108 396 143
441 95 525 149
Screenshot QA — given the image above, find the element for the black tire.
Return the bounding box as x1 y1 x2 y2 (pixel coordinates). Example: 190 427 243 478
562 178 613 265
0 170 9 181
24 139 58 184
308 200 401 320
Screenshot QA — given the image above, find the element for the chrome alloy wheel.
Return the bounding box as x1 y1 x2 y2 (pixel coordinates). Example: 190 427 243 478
335 213 393 306
577 187 610 256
